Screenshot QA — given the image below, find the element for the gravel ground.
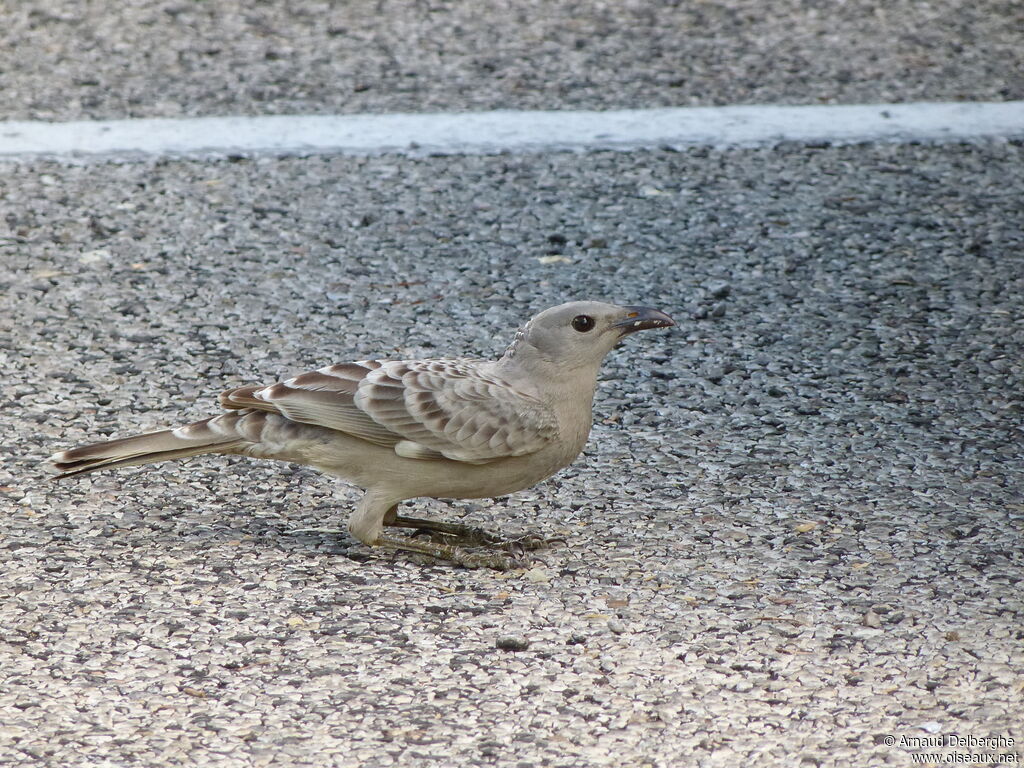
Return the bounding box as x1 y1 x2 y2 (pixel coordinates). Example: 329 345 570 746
2 0 1021 122
1 141 1022 765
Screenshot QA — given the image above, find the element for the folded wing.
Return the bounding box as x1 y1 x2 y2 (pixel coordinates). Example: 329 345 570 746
220 359 558 464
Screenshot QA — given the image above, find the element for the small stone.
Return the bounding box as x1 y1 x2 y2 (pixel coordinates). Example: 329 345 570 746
79 249 112 264
523 567 551 584
704 366 726 383
862 611 882 628
706 280 731 299
495 636 530 652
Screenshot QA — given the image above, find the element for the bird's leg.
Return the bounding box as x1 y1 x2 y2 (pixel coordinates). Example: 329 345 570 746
388 513 503 545
386 511 560 552
285 508 507 543
372 535 526 571
289 503 560 568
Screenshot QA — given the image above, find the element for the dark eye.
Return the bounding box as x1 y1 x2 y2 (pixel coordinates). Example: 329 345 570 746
571 315 595 332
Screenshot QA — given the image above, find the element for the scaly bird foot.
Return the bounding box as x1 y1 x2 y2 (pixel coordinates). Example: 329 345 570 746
374 535 527 571
390 514 562 552
285 521 561 568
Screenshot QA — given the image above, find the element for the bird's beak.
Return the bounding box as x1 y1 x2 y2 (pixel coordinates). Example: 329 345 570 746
613 306 675 335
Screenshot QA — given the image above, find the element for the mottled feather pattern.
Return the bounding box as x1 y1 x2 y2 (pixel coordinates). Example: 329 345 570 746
362 360 558 462
216 358 557 464
218 361 396 447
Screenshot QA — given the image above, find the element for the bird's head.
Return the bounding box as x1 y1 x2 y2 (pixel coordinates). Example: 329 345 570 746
501 301 674 373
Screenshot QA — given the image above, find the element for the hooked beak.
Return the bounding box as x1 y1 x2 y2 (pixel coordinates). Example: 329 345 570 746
613 306 675 335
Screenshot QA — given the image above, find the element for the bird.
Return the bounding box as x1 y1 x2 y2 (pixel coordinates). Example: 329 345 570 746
50 301 674 569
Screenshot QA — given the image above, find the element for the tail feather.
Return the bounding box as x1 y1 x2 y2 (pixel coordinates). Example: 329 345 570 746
50 417 245 479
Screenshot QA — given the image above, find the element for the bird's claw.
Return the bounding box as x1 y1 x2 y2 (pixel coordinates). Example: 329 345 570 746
450 548 529 571
498 533 565 552
375 534 530 571
417 523 504 547
392 515 562 552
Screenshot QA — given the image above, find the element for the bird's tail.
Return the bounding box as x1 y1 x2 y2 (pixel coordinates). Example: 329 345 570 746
50 415 248 479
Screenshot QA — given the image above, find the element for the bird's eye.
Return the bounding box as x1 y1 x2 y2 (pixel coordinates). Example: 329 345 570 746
571 315 595 332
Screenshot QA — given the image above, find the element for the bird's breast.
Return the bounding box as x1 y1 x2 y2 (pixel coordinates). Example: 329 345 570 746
550 391 596 465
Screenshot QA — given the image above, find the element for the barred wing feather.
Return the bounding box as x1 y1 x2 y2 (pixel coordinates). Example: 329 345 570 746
220 359 557 464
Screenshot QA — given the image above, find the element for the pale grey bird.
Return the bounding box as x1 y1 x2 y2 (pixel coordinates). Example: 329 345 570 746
51 301 674 568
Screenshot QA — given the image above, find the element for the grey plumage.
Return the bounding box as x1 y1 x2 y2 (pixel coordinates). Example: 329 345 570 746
51 301 674 568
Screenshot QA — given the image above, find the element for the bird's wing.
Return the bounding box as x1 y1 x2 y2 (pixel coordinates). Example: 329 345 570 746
220 361 399 447
220 359 558 464
356 359 559 463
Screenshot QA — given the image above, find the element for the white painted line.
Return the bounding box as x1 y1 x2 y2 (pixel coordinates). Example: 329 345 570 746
0 102 1021 160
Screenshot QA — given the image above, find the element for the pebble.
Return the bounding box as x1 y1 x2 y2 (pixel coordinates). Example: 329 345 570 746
495 637 531 652
862 611 883 629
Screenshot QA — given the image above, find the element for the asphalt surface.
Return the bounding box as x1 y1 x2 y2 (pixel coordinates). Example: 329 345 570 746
2 2 1023 767
4 142 1023 767
1 0 1021 120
